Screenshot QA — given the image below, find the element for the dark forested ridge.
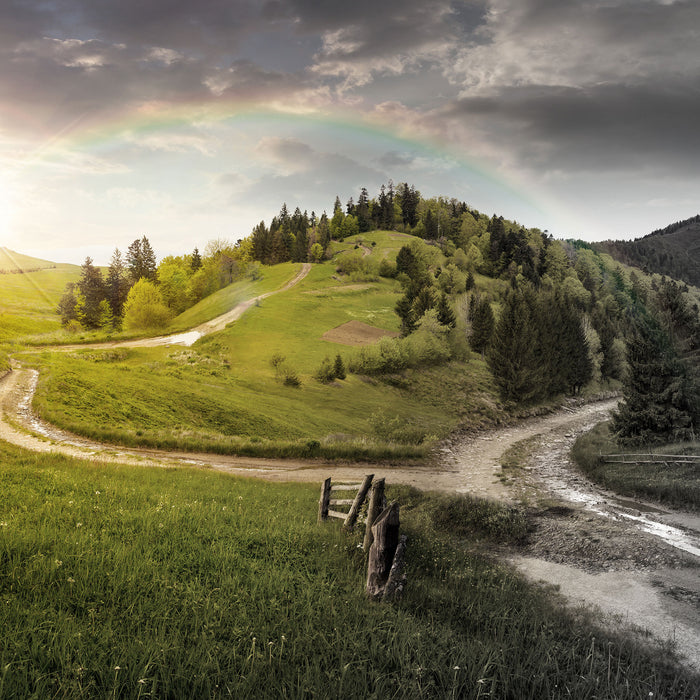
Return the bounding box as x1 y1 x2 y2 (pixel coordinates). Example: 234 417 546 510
594 215 700 287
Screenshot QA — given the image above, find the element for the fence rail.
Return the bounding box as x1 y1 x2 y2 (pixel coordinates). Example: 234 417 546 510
601 454 700 465
318 474 405 601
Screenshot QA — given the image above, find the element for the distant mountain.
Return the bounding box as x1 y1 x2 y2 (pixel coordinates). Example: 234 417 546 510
594 215 700 287
0 247 57 273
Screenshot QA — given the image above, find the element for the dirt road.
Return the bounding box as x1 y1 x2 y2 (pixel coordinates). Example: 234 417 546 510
3 256 699 669
51 262 312 351
2 368 699 667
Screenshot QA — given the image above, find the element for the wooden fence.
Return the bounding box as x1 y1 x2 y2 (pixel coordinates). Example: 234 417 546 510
601 453 700 465
318 474 406 602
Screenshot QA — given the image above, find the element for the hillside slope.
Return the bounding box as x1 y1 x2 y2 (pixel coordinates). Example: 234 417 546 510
0 247 58 273
595 215 700 286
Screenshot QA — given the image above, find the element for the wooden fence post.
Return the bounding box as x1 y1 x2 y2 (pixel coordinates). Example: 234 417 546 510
382 534 408 602
362 477 386 552
366 501 400 600
318 477 332 523
343 474 373 531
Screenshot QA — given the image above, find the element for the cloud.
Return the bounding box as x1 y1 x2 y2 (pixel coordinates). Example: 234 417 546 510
268 0 469 89
449 0 700 93
223 136 387 214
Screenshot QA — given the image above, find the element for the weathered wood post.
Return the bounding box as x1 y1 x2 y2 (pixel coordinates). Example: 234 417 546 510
317 477 332 523
362 477 386 552
343 474 373 531
365 501 400 600
382 534 408 602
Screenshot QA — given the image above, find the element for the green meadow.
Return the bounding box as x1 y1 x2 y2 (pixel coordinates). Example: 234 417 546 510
0 442 695 699
25 232 506 459
0 251 80 369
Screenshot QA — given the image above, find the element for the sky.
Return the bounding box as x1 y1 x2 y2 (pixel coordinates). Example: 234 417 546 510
1 0 698 265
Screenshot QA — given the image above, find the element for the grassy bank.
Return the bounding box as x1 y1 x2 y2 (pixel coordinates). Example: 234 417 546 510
26 235 507 457
572 422 700 511
0 442 696 698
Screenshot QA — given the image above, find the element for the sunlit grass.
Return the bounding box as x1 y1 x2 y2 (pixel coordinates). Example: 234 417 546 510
27 235 507 457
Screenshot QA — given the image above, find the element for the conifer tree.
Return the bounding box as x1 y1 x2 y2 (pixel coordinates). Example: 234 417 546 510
612 313 698 445
105 248 129 320
334 353 346 380
436 292 456 328
77 256 106 329
488 287 541 403
126 236 157 283
190 247 202 271
470 296 494 354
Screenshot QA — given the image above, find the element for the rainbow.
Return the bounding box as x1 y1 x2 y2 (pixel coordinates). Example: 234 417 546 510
21 98 573 233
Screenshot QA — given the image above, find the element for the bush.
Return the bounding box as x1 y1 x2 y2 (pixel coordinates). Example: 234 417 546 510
269 352 285 370
378 259 397 278
314 357 336 383
420 493 528 544
280 364 301 387
348 337 409 375
335 253 379 281
123 279 172 331
333 354 346 380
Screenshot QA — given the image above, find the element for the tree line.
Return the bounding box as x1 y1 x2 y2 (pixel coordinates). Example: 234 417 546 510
57 236 256 332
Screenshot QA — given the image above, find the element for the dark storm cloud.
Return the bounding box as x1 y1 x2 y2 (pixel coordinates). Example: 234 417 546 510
43 0 260 51
443 81 700 174
263 0 485 86
436 0 700 180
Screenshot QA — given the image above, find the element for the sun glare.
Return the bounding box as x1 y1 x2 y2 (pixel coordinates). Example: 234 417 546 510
0 176 14 241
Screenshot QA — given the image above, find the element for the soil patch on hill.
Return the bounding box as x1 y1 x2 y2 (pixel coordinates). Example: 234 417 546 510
321 320 399 346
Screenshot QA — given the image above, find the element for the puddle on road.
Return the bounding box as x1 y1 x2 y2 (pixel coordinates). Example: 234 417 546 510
540 440 700 560
149 330 202 346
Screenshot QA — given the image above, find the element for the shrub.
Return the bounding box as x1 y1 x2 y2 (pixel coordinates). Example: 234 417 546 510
378 259 397 278
333 354 346 380
279 363 301 387
269 353 285 370
123 279 172 331
314 357 337 383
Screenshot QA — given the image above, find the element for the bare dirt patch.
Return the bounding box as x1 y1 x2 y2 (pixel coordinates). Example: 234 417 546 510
304 284 373 295
321 320 399 346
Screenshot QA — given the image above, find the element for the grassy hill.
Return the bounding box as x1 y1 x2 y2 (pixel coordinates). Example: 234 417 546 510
0 249 80 370
27 232 505 460
595 215 700 287
0 246 58 273
3 237 699 696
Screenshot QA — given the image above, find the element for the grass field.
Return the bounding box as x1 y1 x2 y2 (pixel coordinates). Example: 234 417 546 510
1 441 696 699
26 233 507 459
572 422 700 511
0 263 80 342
